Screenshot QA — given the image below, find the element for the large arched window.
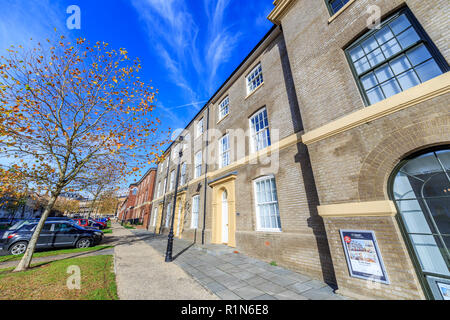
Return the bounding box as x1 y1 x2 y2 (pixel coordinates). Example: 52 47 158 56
390 147 450 300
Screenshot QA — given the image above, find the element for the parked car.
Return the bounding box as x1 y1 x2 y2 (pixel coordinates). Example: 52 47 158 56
72 218 105 230
0 221 103 255
88 219 107 229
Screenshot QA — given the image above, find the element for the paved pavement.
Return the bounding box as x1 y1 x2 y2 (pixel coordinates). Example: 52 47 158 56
130 229 348 300
113 223 218 300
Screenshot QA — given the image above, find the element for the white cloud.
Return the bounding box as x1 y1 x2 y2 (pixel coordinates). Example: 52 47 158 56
131 0 241 106
0 0 68 52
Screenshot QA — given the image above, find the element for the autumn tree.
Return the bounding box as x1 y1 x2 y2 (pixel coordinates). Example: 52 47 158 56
81 159 123 218
53 196 79 216
96 191 120 215
0 36 166 271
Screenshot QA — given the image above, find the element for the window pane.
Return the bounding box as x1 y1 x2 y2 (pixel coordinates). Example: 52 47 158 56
380 78 402 98
381 38 402 58
396 199 434 234
436 150 450 171
407 44 432 66
375 26 394 44
397 69 420 90
390 55 412 75
361 36 378 54
367 48 385 67
361 72 379 90
425 197 450 235
410 234 450 276
397 27 420 49
415 59 442 83
349 46 365 62
389 14 411 35
354 56 371 75
366 86 384 104
374 64 394 83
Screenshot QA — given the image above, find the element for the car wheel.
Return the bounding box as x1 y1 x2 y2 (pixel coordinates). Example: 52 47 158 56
9 241 28 255
75 238 92 248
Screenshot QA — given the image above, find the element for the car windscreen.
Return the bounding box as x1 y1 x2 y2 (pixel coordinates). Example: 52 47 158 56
18 223 36 232
8 221 27 230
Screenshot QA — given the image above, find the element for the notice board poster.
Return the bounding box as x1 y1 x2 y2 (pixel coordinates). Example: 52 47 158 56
340 230 389 284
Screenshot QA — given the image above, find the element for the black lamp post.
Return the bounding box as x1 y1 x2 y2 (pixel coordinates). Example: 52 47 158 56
165 136 183 263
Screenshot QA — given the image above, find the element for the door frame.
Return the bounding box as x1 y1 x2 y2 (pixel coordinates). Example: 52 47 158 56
221 190 229 244
209 173 237 247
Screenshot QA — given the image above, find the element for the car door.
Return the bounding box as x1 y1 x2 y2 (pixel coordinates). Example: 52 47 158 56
35 223 53 248
52 223 78 247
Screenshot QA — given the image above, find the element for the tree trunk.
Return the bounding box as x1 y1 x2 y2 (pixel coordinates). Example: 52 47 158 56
14 191 60 272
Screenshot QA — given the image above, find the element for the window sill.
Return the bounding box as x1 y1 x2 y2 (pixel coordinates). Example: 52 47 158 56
245 82 264 100
256 229 282 233
217 113 230 124
328 0 356 24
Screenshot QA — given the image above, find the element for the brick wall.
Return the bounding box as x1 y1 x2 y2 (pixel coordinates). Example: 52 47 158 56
278 0 449 299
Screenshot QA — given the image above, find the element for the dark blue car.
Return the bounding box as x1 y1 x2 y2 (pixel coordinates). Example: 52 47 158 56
0 220 103 255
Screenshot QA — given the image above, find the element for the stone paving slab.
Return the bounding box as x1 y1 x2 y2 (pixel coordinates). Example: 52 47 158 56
131 229 349 300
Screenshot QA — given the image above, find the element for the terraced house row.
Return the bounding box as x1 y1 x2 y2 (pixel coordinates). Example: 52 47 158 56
130 0 449 300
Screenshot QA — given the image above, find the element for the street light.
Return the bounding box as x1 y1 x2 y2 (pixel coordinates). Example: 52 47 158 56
165 136 184 263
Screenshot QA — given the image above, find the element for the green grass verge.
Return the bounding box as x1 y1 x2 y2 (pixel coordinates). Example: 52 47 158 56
0 245 113 264
123 225 135 229
0 255 118 300
103 229 112 234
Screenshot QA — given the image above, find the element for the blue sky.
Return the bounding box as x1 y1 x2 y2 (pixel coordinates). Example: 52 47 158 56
0 0 274 188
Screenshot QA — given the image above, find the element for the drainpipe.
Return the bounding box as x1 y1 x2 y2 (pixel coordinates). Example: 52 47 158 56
201 105 210 245
158 152 171 234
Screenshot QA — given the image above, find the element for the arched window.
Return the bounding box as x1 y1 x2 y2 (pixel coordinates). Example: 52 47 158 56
390 147 450 300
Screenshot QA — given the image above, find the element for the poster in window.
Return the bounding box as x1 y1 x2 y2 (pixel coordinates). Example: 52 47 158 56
340 230 389 284
437 282 450 300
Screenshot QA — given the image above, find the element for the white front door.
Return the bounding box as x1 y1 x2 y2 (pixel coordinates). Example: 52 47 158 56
222 191 228 244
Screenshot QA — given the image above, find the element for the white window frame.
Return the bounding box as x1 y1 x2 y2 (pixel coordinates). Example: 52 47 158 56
157 182 161 197
191 195 200 229
196 118 204 137
169 170 175 191
152 207 158 226
246 63 263 95
165 203 172 228
163 178 167 194
218 96 229 121
219 134 230 168
253 175 281 232
194 151 202 178
249 107 271 153
184 133 191 150
180 162 187 185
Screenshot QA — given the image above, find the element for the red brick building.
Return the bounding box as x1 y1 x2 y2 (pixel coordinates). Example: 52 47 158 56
118 168 157 228
117 183 137 222
133 168 157 228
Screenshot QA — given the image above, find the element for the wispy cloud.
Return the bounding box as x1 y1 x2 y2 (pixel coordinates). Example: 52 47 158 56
131 0 241 109
0 0 68 52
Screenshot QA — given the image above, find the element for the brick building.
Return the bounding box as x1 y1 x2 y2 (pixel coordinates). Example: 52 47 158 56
133 168 157 228
146 0 449 300
118 168 157 228
118 183 137 222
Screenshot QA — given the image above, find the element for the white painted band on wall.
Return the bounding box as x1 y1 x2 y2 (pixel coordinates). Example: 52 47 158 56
318 200 397 217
